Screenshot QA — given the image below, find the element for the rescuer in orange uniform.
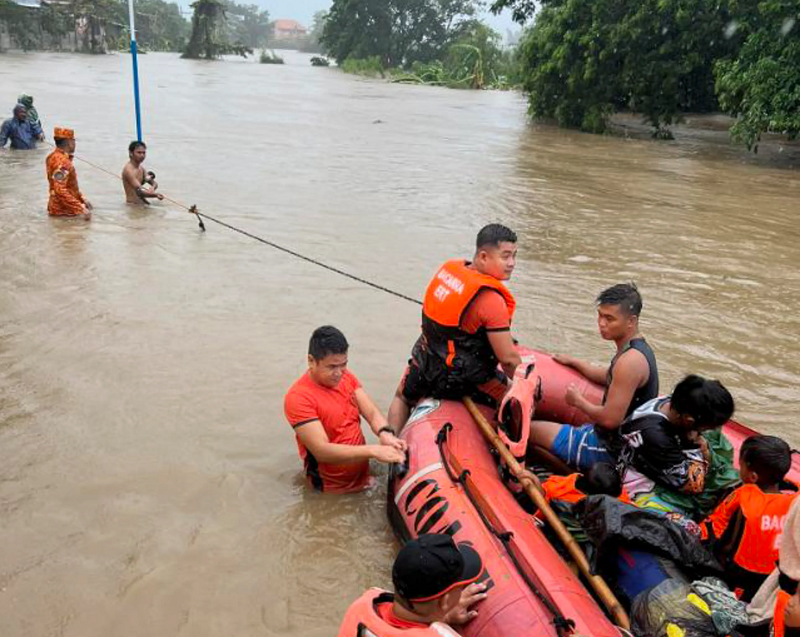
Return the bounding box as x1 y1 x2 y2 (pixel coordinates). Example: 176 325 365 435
45 127 92 219
386 224 522 433
700 435 798 602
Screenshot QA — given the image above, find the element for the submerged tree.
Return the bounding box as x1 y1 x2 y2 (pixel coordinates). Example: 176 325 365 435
182 0 250 59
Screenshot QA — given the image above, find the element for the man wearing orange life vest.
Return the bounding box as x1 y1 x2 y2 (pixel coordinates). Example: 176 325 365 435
338 533 488 636
700 435 798 602
387 224 522 432
45 127 92 219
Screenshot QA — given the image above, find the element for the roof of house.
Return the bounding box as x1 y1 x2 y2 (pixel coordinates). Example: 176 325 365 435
272 19 307 32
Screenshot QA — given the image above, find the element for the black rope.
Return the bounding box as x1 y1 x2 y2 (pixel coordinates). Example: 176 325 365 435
54 147 422 307
194 209 423 306
437 424 576 637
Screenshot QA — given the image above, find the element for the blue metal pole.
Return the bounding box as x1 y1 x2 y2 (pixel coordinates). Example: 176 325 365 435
128 0 142 142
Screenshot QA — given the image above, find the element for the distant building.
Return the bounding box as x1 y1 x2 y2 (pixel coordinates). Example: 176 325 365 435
270 19 307 41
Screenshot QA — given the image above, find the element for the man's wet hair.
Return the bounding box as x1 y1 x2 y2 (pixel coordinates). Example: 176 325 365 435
740 435 792 486
308 325 349 360
129 141 147 153
54 137 70 149
671 374 734 430
580 462 623 497
596 283 642 317
476 224 517 251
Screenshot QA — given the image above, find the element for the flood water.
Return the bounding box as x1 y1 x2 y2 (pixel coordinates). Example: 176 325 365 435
1 50 799 636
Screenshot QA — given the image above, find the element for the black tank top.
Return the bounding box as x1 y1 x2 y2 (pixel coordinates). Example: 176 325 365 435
602 337 659 418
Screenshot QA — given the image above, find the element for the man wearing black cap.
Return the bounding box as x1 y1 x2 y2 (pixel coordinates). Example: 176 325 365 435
338 533 488 635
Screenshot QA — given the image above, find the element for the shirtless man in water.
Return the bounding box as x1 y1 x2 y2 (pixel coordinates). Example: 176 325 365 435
122 141 163 205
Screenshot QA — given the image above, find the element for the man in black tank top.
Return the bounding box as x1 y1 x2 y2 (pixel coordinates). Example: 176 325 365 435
529 283 660 471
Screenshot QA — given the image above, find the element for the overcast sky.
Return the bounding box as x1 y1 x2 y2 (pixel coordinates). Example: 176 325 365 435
261 0 519 36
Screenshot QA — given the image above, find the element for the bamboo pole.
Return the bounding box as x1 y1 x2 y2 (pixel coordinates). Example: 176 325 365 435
462 396 631 630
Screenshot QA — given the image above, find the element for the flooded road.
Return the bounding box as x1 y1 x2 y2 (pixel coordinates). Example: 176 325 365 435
1 50 799 636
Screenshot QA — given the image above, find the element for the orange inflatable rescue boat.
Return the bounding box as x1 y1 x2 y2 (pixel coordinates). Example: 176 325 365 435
386 347 800 637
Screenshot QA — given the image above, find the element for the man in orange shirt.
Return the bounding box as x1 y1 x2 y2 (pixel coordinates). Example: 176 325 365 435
45 127 92 219
387 224 522 432
284 325 406 494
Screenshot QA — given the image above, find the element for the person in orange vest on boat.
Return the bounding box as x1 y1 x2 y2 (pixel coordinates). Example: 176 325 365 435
700 435 798 602
284 326 406 494
386 224 522 432
520 462 632 520
540 462 632 507
338 533 489 636
45 127 92 219
745 497 800 637
529 283 659 472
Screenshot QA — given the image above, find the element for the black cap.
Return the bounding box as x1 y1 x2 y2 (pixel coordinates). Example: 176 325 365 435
393 534 483 602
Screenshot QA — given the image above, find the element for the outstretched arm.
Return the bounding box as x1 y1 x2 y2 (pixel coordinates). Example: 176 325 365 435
553 354 609 385
354 388 407 452
295 419 405 465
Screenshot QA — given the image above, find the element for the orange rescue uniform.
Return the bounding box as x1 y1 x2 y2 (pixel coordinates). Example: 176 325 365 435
338 589 460 637
45 148 86 216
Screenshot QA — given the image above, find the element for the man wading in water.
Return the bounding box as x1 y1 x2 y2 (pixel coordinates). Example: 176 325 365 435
122 141 163 205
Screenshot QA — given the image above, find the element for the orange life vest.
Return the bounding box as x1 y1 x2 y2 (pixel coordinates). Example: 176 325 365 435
540 474 633 507
337 589 460 637
703 485 799 575
418 260 516 392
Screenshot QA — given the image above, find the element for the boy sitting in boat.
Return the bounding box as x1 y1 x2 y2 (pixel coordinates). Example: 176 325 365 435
612 374 735 499
338 533 489 636
538 462 632 509
529 283 659 472
700 434 798 602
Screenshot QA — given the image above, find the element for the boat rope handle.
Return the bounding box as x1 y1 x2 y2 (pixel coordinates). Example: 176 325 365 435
436 423 576 637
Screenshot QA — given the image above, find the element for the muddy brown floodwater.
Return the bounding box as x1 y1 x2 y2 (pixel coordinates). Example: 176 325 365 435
1 50 799 637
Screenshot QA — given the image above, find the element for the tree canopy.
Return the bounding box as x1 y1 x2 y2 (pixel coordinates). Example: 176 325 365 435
320 0 480 68
492 0 800 147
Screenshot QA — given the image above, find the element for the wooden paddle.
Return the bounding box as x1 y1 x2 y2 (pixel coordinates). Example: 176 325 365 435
462 396 631 630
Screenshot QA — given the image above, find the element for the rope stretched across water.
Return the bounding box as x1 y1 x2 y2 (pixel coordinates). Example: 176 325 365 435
61 148 423 307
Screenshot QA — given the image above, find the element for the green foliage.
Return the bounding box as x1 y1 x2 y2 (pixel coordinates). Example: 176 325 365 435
514 0 737 134
224 1 270 49
341 55 385 76
130 0 190 51
715 2 800 151
0 0 41 50
182 0 251 59
0 0 188 53
320 0 480 68
259 48 284 64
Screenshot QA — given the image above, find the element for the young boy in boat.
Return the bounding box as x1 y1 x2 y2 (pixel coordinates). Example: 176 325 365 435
519 462 632 520
386 224 521 433
284 326 406 494
615 374 735 498
338 533 489 636
700 435 798 602
745 497 800 637
529 283 659 472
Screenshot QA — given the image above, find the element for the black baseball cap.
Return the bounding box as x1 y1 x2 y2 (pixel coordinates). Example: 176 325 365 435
393 534 483 602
